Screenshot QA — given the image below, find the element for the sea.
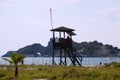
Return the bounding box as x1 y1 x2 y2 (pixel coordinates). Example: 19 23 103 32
0 57 120 66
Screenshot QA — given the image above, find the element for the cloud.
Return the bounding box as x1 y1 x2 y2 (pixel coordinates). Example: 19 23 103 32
94 7 120 18
93 6 120 23
95 6 120 15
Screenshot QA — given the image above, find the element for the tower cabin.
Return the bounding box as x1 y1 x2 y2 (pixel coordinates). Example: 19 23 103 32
50 26 82 66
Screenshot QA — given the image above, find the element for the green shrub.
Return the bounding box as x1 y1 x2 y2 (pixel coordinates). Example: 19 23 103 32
0 73 5 78
111 62 120 67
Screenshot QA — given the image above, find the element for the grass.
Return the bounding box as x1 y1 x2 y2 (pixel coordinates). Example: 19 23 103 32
0 62 120 80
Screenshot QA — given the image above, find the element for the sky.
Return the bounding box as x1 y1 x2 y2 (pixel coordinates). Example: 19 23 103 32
0 0 120 56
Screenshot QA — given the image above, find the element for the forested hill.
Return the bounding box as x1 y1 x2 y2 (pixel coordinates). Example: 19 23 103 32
2 38 120 57
73 41 120 57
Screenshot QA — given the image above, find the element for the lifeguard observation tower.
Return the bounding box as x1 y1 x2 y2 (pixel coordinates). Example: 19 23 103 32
50 26 82 66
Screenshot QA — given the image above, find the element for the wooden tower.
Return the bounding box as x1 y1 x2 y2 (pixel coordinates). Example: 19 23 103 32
50 26 82 66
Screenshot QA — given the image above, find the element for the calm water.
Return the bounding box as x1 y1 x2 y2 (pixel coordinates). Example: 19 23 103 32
0 57 120 66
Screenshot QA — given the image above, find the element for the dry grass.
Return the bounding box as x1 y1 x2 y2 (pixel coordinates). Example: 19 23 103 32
0 63 120 80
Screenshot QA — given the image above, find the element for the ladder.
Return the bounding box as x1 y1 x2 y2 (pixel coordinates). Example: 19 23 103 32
66 47 83 66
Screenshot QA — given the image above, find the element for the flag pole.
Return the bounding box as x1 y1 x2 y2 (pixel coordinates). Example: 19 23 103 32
50 8 54 29
50 8 55 65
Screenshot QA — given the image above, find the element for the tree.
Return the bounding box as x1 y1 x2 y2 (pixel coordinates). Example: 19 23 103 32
3 52 26 78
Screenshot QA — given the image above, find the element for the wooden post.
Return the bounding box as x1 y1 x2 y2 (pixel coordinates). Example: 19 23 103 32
64 32 67 66
52 31 55 65
64 50 67 66
60 48 62 65
59 32 62 65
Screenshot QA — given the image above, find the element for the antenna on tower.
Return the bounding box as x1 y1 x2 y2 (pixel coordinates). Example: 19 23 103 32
50 8 54 29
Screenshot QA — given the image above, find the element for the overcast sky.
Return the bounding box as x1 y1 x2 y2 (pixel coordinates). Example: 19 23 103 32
0 0 120 56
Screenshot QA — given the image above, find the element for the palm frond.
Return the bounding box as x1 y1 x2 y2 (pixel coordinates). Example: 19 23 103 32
3 58 13 64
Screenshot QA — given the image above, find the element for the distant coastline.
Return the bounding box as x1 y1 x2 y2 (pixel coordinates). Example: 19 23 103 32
2 38 120 57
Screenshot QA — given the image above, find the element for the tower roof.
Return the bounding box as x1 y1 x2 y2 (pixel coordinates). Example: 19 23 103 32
50 26 76 36
50 26 75 32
